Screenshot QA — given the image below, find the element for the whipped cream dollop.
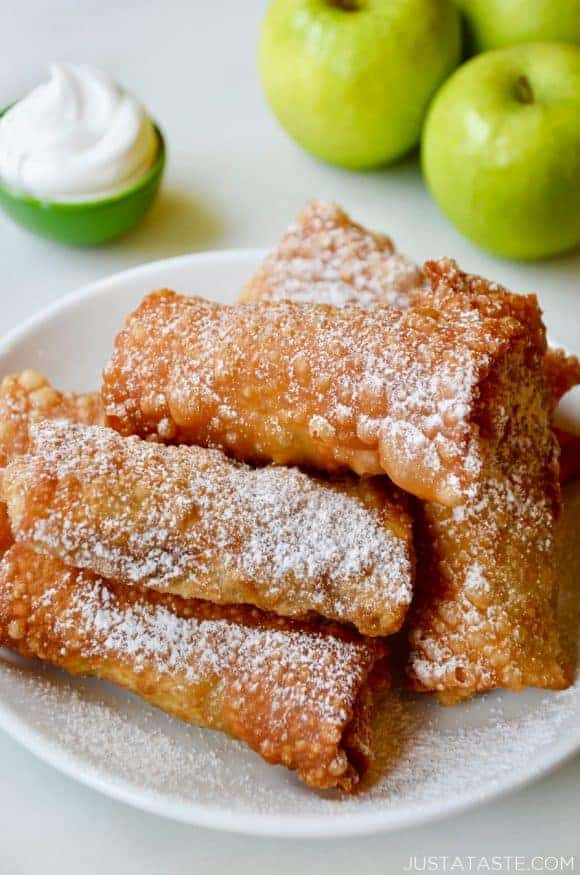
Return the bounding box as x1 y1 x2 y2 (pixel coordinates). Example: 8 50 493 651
0 63 158 202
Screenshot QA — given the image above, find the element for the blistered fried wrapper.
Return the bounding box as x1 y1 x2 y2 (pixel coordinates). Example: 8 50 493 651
102 277 548 508
2 420 414 637
0 370 104 553
241 200 580 482
242 203 572 701
0 544 387 791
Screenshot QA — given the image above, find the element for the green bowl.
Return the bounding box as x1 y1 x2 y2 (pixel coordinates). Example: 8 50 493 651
0 111 166 246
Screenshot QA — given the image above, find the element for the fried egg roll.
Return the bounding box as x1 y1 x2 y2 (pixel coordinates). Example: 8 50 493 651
242 201 580 485
407 479 569 702
241 200 425 309
101 282 545 508
2 420 414 637
0 544 387 791
244 213 570 700
0 370 104 553
402 263 569 700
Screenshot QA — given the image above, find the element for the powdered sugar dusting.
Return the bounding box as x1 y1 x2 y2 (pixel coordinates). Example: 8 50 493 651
7 421 413 635
102 277 535 506
2 480 577 814
0 370 104 469
408 371 564 697
241 201 425 310
0 407 577 823
0 659 576 816
45 573 375 731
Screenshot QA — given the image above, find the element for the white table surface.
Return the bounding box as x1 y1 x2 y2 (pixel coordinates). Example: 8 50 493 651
0 2 579 872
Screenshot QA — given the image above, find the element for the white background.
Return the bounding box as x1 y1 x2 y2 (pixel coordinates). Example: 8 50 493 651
0 2 579 872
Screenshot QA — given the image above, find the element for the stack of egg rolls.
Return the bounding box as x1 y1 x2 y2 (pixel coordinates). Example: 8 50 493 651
239 202 576 701
1 200 577 796
0 372 402 789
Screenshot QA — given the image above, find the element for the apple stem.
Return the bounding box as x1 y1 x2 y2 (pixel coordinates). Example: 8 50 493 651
514 75 534 105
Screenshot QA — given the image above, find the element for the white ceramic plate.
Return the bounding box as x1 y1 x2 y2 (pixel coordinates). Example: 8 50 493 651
0 249 578 838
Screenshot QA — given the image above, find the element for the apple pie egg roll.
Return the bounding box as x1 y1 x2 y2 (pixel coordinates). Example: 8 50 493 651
390 262 569 699
243 214 570 700
242 201 580 485
0 370 104 466
407 473 570 703
0 544 387 791
101 282 545 507
0 370 104 554
241 200 425 309
2 420 414 637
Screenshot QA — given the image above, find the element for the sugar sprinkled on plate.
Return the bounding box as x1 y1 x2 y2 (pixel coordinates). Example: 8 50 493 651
0 657 576 816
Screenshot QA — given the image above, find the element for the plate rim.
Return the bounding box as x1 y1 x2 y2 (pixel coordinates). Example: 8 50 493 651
0 246 267 359
1 660 578 838
0 247 578 838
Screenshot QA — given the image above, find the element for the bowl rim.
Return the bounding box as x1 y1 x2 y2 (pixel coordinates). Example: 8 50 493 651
0 105 166 212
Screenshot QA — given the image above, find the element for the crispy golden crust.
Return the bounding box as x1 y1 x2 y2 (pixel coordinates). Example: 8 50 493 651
423 263 580 495
0 370 104 466
2 421 414 636
242 203 580 486
244 210 569 700
0 371 104 555
0 507 13 555
102 286 544 508
407 485 570 703
0 544 387 791
241 200 425 309
405 264 567 700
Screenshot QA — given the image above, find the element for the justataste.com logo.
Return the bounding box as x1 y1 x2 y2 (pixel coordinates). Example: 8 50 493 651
403 858 575 872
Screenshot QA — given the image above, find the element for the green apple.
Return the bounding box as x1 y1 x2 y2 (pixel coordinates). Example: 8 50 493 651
422 43 580 260
455 0 580 53
259 0 462 169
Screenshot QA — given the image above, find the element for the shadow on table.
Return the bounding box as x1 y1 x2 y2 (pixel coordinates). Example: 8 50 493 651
107 189 225 258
